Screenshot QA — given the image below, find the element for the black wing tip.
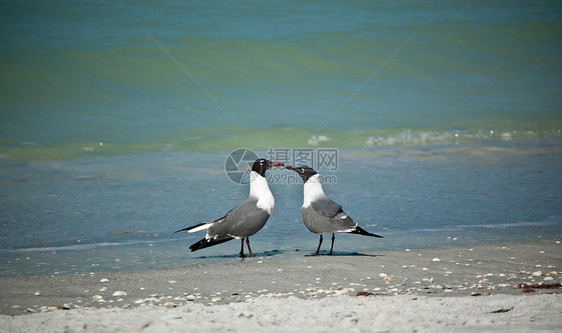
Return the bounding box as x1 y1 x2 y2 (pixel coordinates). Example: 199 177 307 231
352 226 384 238
188 239 205 252
189 237 234 252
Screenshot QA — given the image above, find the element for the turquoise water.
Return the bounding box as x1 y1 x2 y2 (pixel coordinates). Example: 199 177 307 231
1 0 561 158
1 142 561 276
0 0 561 276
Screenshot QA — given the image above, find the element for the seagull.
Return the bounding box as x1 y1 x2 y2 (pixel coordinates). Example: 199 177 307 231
175 159 284 258
287 166 383 256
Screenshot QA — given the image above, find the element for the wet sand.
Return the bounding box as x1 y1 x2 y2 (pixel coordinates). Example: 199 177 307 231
1 238 561 332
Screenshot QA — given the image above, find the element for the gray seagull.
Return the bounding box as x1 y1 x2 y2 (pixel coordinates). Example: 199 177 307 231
287 166 383 255
175 159 284 258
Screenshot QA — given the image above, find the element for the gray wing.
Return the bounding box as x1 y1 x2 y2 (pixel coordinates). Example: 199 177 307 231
311 197 343 218
304 198 357 234
208 198 270 239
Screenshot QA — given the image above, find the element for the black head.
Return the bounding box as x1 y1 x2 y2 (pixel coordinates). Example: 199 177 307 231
286 166 317 183
251 159 284 177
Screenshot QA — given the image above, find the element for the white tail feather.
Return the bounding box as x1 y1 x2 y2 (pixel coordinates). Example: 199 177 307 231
187 223 212 233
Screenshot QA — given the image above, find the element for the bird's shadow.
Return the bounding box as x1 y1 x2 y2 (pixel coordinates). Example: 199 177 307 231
191 250 383 260
191 249 286 260
304 251 384 258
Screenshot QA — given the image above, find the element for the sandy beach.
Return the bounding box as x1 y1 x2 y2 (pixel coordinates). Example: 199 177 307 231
1 238 561 332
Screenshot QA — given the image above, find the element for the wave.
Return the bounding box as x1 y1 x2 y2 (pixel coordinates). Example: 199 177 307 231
0 238 184 254
1 121 560 161
381 217 562 236
3 217 559 254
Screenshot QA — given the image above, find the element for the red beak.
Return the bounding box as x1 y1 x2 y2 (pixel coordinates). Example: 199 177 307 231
270 161 284 167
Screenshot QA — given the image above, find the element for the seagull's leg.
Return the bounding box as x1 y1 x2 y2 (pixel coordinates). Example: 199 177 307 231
239 238 246 258
246 237 254 258
314 234 323 256
329 233 335 255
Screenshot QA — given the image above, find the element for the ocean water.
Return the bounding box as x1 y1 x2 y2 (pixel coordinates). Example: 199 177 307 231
1 0 561 276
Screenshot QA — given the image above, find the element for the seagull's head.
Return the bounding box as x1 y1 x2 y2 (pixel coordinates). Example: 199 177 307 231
251 159 284 177
286 166 317 183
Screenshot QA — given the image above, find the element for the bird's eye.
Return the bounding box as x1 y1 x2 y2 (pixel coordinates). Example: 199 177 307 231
300 168 305 173
260 160 265 165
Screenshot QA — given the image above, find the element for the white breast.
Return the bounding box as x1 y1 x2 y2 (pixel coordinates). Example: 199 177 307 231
249 171 275 215
303 174 327 208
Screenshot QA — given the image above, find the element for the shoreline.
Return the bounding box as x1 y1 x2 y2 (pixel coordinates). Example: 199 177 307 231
1 238 561 331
